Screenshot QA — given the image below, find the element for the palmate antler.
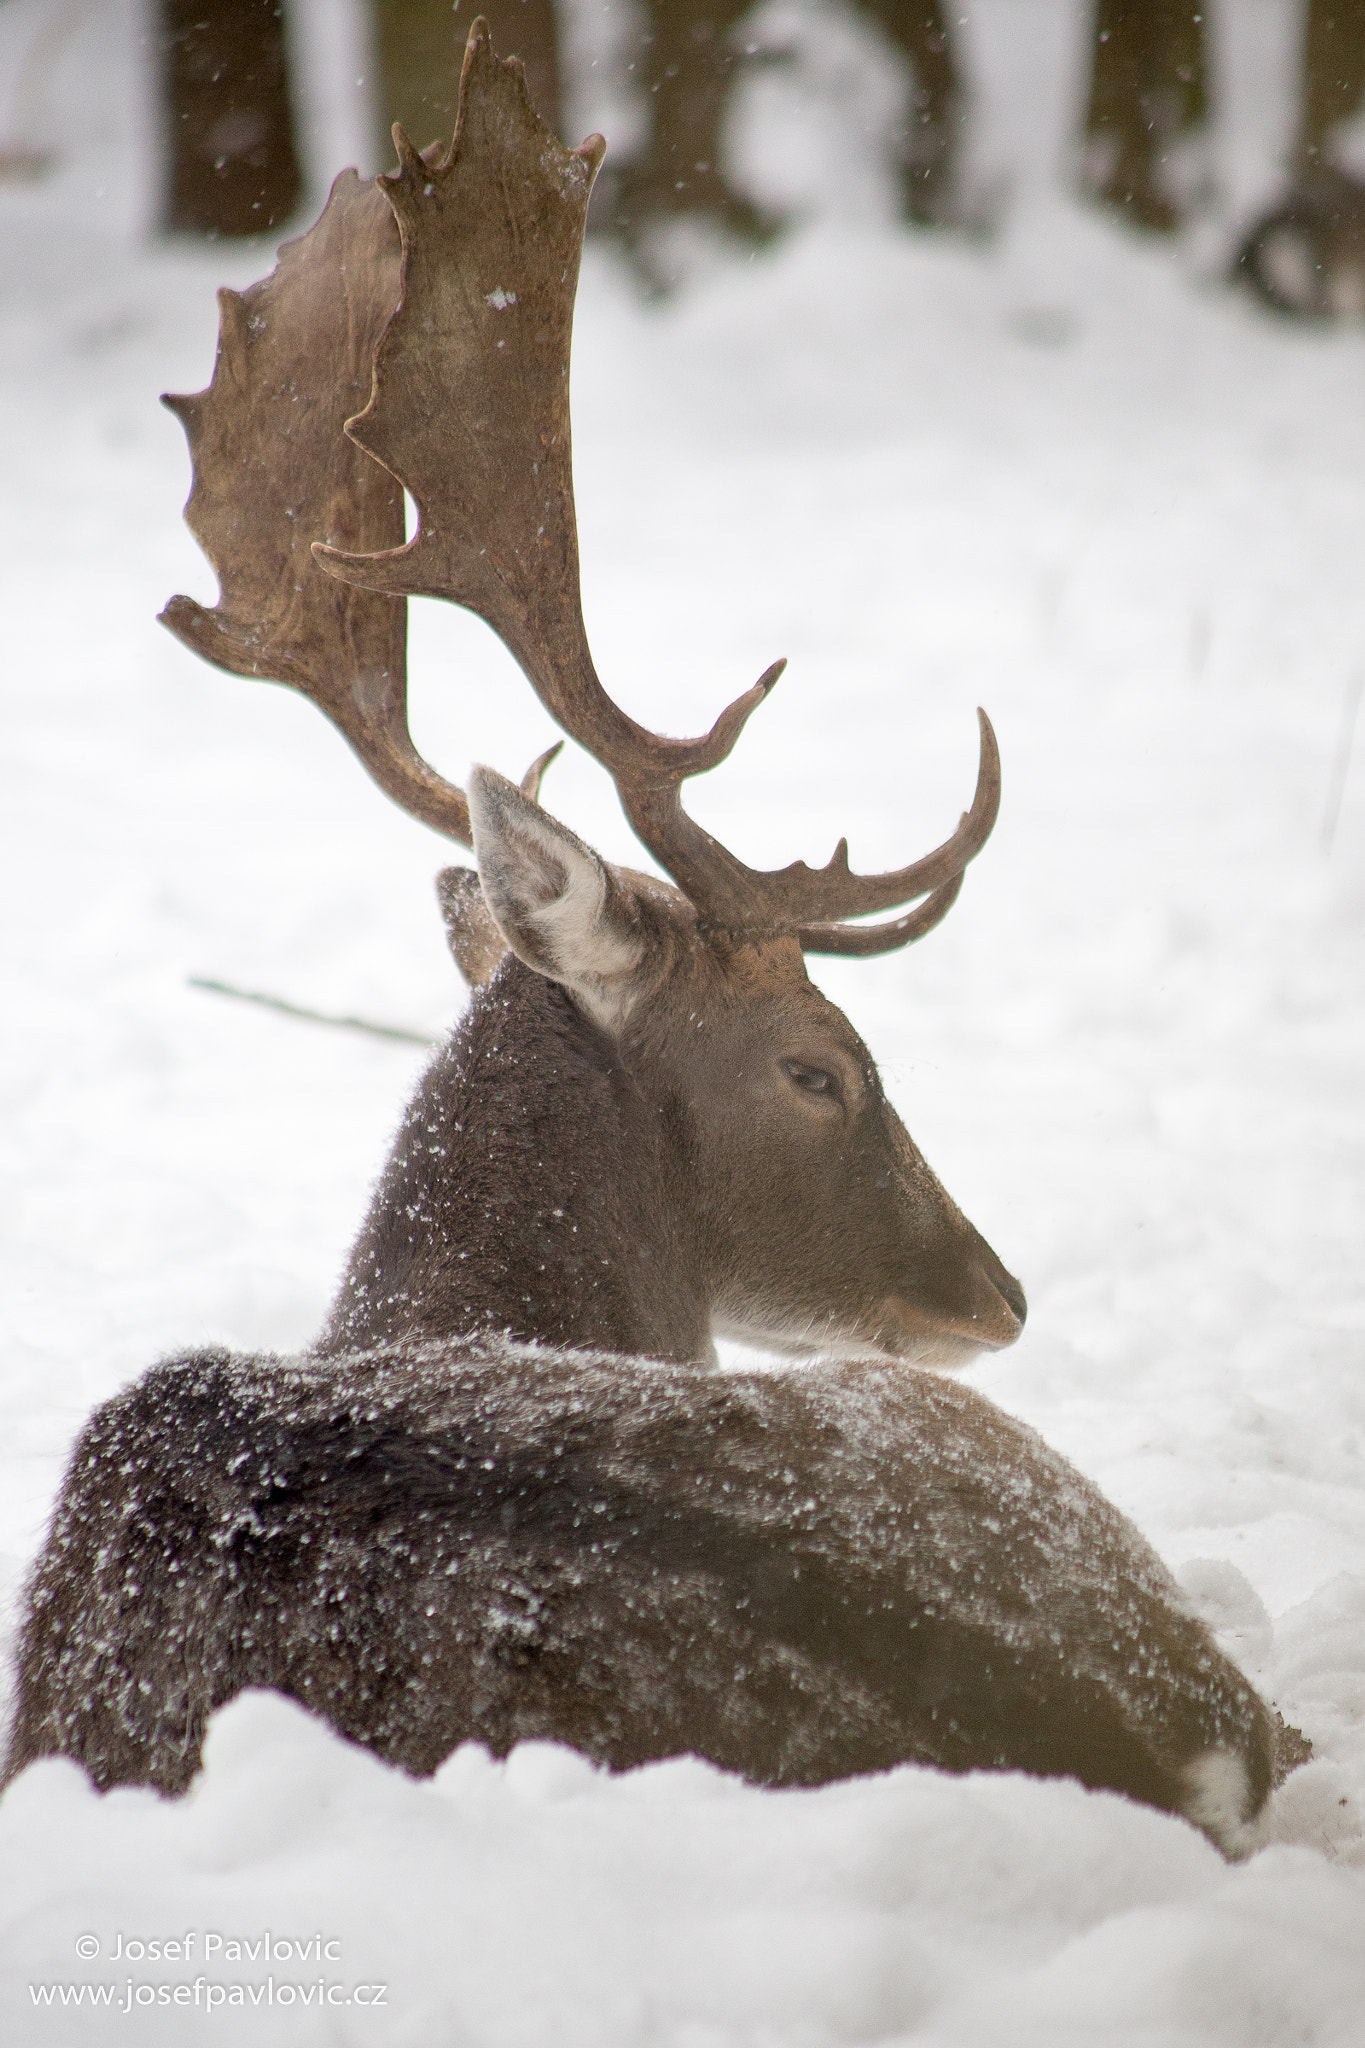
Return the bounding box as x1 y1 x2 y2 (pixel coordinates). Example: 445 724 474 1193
160 163 479 842
164 19 998 955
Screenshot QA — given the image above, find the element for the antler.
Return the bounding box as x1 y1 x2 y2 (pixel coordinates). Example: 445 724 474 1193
316 21 998 951
159 164 475 845
163 18 997 950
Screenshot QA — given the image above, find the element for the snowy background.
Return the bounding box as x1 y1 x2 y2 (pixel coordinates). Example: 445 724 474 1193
2 0 1365 2040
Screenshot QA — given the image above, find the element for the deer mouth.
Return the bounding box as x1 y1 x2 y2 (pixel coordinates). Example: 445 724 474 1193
873 1270 1027 1368
712 1269 1025 1368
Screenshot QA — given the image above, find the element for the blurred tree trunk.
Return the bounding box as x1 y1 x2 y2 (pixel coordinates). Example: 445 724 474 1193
862 0 961 226
373 0 561 158
1081 0 1207 232
612 0 753 235
604 0 962 241
1298 0 1365 170
160 0 302 236
1233 1 1365 319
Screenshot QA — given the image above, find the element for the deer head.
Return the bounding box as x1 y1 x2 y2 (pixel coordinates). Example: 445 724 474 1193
160 21 1024 1368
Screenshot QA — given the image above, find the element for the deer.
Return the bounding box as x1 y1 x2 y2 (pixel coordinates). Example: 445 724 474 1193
3 23 1305 1853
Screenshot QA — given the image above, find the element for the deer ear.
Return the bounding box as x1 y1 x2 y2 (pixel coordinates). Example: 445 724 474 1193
435 867 509 988
468 767 643 1027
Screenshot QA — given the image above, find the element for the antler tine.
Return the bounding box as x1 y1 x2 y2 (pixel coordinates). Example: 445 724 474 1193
160 166 475 847
520 740 563 800
798 874 963 958
317 19 999 938
613 705 998 936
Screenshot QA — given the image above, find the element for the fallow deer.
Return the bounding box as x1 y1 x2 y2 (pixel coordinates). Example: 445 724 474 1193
4 23 1301 1852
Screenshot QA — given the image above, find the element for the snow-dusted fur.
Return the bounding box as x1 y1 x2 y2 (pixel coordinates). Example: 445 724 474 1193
5 1338 1290 1855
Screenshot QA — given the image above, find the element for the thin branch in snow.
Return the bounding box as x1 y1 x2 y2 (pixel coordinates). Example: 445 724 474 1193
187 977 437 1046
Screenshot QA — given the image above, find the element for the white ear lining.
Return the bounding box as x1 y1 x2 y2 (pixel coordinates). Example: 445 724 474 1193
469 767 643 1028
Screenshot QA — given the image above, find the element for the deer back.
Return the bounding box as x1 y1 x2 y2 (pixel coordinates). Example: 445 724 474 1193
4 1340 1290 1858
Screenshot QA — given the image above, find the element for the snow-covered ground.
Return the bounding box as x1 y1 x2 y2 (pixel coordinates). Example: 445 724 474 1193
3 0 1365 2041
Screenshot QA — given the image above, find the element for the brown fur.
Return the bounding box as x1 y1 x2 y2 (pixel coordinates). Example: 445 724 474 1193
321 870 1023 1369
4 1342 1285 1857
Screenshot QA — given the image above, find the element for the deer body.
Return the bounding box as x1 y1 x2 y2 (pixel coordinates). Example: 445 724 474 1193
3 791 1289 1850
3 23 1302 1852
7 1342 1278 1854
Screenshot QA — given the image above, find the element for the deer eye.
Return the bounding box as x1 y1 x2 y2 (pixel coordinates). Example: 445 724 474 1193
783 1059 838 1099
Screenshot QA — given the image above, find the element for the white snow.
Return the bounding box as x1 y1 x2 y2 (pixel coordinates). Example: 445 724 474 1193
2 1 1365 2042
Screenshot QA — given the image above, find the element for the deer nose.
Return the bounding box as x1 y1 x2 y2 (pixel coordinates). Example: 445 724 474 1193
967 1242 1027 1347
983 1250 1027 1332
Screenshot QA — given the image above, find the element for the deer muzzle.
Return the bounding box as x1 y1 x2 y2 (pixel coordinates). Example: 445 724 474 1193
875 1233 1027 1367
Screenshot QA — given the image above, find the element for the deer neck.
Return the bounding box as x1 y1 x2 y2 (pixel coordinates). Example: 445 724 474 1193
316 957 712 1364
